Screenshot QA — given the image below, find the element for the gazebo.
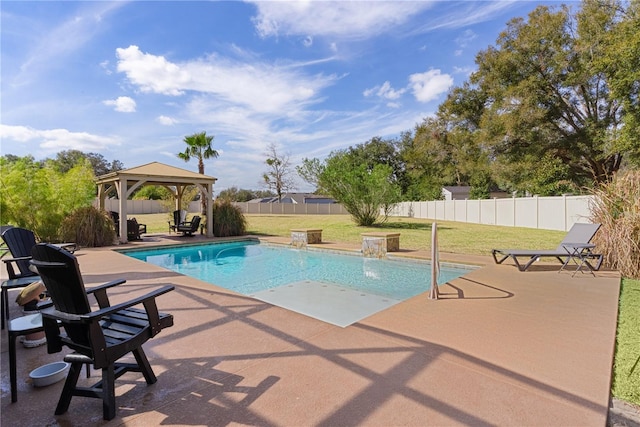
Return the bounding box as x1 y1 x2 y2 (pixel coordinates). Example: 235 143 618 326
95 162 217 243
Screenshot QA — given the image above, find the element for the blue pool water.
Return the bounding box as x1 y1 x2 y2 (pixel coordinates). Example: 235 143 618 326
121 240 471 300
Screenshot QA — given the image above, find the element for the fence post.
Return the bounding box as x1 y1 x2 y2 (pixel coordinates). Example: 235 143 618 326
535 196 539 229
563 194 567 231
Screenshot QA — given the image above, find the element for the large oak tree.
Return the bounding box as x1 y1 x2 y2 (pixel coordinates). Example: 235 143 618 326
471 0 639 190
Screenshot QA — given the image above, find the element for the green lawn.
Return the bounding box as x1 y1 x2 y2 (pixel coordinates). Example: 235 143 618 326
612 278 640 405
135 212 638 407
241 214 566 255
139 213 567 254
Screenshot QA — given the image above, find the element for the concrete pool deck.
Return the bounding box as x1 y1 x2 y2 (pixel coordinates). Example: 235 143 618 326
0 233 630 426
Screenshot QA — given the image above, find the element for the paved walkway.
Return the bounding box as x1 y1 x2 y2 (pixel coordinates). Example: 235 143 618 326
0 234 626 426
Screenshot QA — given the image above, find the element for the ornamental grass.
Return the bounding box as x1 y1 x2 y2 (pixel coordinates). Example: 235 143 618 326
590 170 640 279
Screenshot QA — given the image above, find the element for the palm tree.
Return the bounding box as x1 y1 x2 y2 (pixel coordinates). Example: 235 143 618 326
178 131 219 215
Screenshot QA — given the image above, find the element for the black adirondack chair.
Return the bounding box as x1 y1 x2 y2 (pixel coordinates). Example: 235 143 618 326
127 218 147 241
0 225 13 259
168 210 187 233
2 227 40 280
2 227 41 329
1 228 77 328
31 243 174 420
176 215 201 236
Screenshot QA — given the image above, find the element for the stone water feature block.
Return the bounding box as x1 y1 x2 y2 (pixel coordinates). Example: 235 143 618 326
361 232 401 257
290 229 323 248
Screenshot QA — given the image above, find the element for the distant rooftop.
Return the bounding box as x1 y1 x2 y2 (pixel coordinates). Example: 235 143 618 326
248 193 336 204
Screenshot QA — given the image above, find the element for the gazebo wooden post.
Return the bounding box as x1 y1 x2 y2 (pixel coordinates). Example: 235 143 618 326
175 185 185 212
206 182 213 237
97 183 106 211
115 179 127 243
174 186 180 212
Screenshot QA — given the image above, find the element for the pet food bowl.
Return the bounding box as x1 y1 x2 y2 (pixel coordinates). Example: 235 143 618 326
29 361 70 387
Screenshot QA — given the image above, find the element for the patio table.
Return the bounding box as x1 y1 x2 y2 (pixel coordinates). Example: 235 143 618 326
560 242 597 277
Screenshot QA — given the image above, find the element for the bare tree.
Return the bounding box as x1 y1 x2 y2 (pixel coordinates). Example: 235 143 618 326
262 143 296 202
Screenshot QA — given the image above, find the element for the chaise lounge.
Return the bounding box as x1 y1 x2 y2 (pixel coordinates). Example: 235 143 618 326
492 222 603 272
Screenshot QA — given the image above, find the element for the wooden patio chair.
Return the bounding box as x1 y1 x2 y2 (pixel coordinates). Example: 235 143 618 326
30 243 174 420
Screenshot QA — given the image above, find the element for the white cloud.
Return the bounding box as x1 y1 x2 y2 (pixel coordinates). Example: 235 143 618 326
250 1 433 39
303 36 313 47
115 45 337 114
100 60 112 75
0 124 119 152
364 81 406 100
103 96 136 112
14 2 126 84
0 124 40 141
156 115 178 126
453 65 475 75
116 45 189 96
409 69 453 103
410 1 519 33
455 29 477 48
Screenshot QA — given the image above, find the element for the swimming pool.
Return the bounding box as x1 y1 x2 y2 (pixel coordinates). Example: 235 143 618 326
121 240 472 300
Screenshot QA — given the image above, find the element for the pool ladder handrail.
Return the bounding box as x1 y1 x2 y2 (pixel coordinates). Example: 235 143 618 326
429 222 440 300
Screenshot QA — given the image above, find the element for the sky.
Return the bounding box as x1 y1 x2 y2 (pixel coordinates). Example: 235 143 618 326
1 0 561 194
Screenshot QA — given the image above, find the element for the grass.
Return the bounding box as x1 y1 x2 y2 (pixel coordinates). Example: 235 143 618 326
612 278 640 405
138 213 567 254
245 214 567 255
135 212 638 407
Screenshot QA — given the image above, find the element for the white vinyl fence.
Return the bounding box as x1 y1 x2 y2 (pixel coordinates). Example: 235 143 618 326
98 199 200 215
388 195 595 231
97 199 347 215
233 202 348 215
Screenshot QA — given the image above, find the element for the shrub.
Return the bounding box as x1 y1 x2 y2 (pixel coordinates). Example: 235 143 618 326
59 206 116 247
132 185 173 200
320 155 401 226
590 170 640 279
1 156 96 242
212 199 246 237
